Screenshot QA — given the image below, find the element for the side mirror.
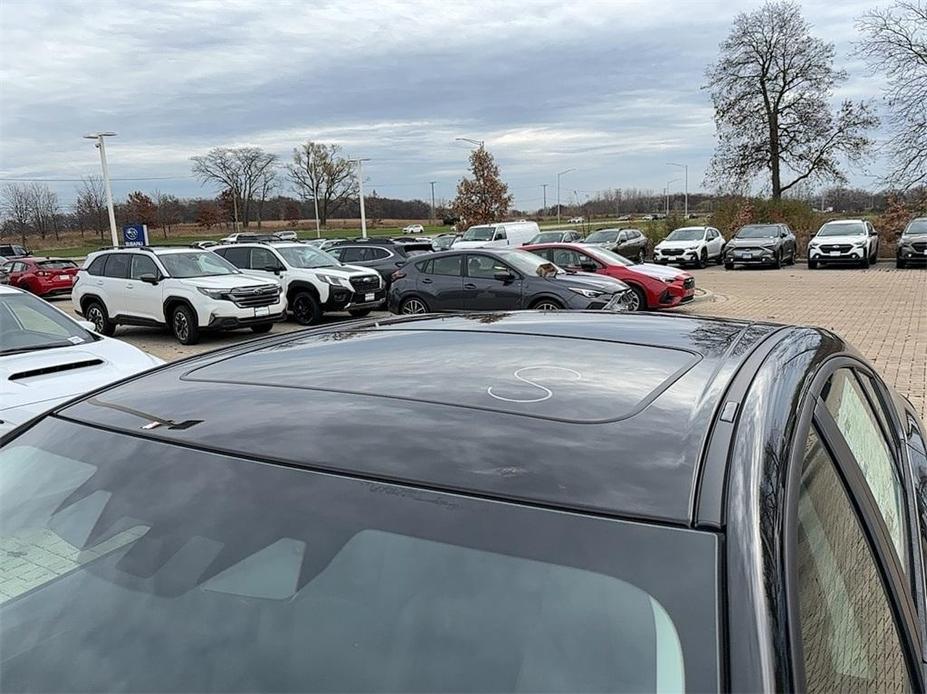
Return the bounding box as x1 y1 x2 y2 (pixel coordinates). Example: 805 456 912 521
77 320 97 332
139 273 160 285
580 262 598 272
494 271 516 284
869 229 878 236
263 265 283 275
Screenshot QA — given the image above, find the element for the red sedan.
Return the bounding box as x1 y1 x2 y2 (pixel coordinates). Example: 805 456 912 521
523 242 695 311
1 257 79 297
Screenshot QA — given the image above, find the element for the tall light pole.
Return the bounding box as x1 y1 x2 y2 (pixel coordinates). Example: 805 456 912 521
349 158 371 238
429 181 437 226
667 162 688 217
665 178 680 216
556 168 575 224
83 132 118 246
541 183 548 215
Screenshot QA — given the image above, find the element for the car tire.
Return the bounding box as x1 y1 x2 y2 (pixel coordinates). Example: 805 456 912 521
250 322 273 334
171 304 200 345
774 251 783 269
724 262 734 271
349 308 372 318
860 255 871 269
530 298 564 311
399 296 430 315
808 259 818 270
626 286 647 311
716 248 725 265
84 299 116 336
291 291 322 325
698 249 708 268
788 249 796 265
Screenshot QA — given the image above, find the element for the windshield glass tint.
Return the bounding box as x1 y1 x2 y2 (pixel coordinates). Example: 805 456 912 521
736 225 779 239
532 232 567 243
817 222 866 237
0 292 92 354
461 225 494 241
584 246 633 266
159 251 239 278
277 245 339 268
0 418 719 693
585 230 620 243
904 220 927 236
36 260 78 270
665 229 704 242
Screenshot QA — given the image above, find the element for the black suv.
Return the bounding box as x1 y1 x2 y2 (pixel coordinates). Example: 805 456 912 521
387 248 631 314
327 239 431 288
2 312 925 692
724 223 797 269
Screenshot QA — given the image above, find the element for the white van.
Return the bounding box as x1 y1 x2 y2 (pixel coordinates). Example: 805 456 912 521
452 221 541 249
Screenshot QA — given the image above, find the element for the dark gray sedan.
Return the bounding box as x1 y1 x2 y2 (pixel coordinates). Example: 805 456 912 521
582 228 648 262
387 248 631 314
724 223 797 269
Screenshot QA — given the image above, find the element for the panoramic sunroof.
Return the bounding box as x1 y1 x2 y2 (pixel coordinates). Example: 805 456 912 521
185 330 700 423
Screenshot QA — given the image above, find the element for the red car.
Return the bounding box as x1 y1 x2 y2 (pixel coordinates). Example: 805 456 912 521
1 257 80 297
523 242 695 311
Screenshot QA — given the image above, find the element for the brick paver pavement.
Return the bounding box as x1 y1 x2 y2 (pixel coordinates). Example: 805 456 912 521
674 264 927 415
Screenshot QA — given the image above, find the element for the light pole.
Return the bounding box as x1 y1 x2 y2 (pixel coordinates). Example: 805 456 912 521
429 181 437 226
455 137 484 148
556 168 574 224
665 178 680 216
83 132 118 246
349 158 371 238
541 183 548 215
667 162 688 217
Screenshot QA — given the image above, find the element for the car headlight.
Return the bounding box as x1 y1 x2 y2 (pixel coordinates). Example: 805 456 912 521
569 287 603 298
853 239 867 248
687 246 699 251
197 287 228 300
317 273 351 288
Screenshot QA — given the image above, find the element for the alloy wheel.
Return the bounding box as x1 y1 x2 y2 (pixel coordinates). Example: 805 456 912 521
401 298 427 315
87 306 105 332
173 311 189 342
534 302 561 311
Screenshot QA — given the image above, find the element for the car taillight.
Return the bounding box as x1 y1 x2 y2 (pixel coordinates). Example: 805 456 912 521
391 270 406 281
36 270 49 277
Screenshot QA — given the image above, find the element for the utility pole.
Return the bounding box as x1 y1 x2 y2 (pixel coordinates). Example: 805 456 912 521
83 132 118 246
429 181 436 225
667 163 688 218
556 169 574 224
350 158 371 239
541 183 548 215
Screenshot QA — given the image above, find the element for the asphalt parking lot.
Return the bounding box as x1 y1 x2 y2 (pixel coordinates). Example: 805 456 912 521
54 263 927 413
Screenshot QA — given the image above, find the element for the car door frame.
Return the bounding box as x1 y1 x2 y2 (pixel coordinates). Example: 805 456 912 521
123 253 165 324
462 252 525 310
781 355 925 691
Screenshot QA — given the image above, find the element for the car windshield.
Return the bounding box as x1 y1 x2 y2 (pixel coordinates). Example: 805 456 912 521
461 225 495 241
817 222 867 237
432 236 456 250
495 249 562 276
36 260 78 270
664 229 704 242
0 418 718 692
0 291 93 355
736 225 780 239
276 245 340 269
158 251 239 278
904 219 927 236
583 246 634 266
530 232 568 243
585 229 620 243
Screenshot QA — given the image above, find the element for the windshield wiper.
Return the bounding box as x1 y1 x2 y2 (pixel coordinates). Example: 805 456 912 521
0 341 76 356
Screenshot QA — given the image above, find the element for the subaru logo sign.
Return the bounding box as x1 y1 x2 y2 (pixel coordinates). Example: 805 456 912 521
122 224 149 247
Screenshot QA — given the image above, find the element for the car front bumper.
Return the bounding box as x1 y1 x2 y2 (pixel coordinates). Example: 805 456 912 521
725 248 778 265
323 287 387 311
207 310 287 329
653 249 700 265
808 247 867 263
897 244 927 261
203 295 288 328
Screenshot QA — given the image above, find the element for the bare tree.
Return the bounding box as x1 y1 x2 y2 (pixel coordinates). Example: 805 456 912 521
857 1 927 189
1 184 31 246
155 190 183 238
25 183 60 240
705 1 878 198
190 147 278 228
255 166 277 229
74 175 109 241
287 142 357 226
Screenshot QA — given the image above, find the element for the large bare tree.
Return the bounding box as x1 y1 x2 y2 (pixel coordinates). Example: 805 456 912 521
287 142 357 226
191 147 278 228
1 183 31 246
25 183 60 240
74 176 109 241
857 1 927 189
705 0 878 198
155 190 183 238
452 146 513 226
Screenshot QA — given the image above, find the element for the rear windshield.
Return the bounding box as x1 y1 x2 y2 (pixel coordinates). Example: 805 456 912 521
36 260 78 270
0 418 719 692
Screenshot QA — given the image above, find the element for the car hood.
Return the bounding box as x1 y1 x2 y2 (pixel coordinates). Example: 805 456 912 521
451 240 493 249
319 265 381 279
655 239 703 250
627 263 687 280
809 235 867 245
0 339 162 436
553 272 629 292
900 234 927 243
180 275 279 290
726 237 780 248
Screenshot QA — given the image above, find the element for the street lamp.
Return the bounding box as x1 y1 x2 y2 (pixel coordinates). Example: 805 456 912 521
667 162 688 218
349 158 371 238
665 178 680 217
83 132 118 246
556 168 575 224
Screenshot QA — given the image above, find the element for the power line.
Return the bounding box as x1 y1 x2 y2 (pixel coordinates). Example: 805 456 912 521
0 175 194 182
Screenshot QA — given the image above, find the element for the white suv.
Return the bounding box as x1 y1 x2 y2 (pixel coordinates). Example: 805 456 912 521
212 242 385 324
653 226 725 267
73 247 286 345
807 219 880 269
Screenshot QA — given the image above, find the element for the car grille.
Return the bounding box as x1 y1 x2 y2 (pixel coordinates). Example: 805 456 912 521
230 284 279 308
661 248 684 256
819 244 852 253
683 277 695 289
350 275 380 292
912 242 927 252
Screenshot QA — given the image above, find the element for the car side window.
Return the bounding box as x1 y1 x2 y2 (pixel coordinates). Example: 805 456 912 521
339 247 365 263
822 369 908 570
795 428 911 692
431 255 463 277
103 254 130 279
85 256 107 276
129 255 158 280
251 248 280 270
368 247 390 260
617 231 629 242
217 246 250 269
467 255 509 279
552 249 584 268
494 229 507 241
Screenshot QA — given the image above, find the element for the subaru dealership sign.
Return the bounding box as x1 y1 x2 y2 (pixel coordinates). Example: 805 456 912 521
122 224 149 247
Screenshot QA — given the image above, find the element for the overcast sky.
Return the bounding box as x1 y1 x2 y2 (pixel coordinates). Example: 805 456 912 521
0 0 888 210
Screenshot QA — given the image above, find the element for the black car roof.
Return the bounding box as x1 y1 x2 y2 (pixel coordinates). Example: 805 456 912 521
57 312 794 525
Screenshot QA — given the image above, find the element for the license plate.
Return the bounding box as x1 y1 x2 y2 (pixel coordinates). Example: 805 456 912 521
829 251 841 256
58 274 70 281
254 306 270 317
365 293 375 302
